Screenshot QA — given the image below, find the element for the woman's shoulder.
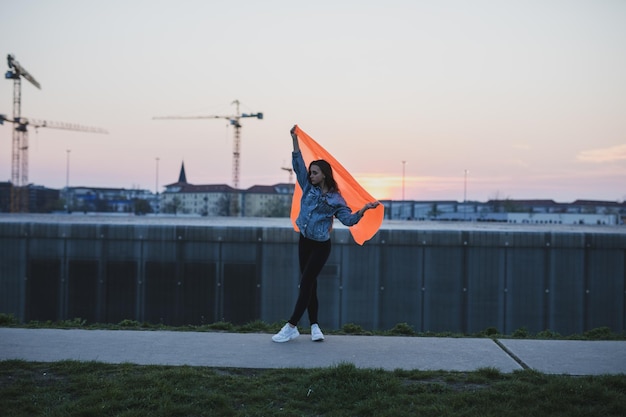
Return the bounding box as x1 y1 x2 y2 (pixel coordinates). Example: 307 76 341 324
326 190 347 206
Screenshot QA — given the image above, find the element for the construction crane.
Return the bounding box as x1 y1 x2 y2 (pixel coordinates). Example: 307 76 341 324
153 100 263 189
3 54 108 212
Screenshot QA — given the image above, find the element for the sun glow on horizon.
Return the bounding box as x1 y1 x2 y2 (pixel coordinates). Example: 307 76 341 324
353 174 399 200
354 173 450 201
354 173 498 202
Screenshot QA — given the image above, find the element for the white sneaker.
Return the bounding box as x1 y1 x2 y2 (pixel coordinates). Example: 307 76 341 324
311 324 325 342
272 323 300 343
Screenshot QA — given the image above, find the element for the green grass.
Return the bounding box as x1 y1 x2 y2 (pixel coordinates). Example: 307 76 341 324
1 313 624 341
2 315 625 416
1 360 625 417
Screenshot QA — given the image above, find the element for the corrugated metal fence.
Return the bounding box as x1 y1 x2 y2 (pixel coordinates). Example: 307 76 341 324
1 217 624 335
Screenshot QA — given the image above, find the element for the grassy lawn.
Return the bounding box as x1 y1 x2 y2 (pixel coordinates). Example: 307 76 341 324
1 314 625 341
2 316 625 416
1 360 625 417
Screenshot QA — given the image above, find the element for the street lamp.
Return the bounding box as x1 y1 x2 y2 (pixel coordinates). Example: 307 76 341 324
155 157 160 214
65 150 72 213
66 149 71 188
155 157 160 194
464 169 468 203
464 169 469 221
402 160 406 201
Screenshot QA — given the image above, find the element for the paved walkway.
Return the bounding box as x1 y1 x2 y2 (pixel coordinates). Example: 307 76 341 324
1 328 625 375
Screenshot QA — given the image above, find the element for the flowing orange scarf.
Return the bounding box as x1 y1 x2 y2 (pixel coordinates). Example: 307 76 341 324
290 125 384 245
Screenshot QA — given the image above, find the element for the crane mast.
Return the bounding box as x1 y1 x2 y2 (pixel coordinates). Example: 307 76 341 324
5 54 41 212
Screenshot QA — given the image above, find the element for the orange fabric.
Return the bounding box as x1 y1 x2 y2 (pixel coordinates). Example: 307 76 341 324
290 125 384 245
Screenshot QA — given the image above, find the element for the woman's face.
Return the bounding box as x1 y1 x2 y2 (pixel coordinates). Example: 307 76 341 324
309 164 325 186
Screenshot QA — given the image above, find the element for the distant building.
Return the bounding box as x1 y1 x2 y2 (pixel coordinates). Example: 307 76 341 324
29 185 61 213
381 199 626 225
243 184 294 217
62 186 154 214
161 182 236 216
161 162 294 217
0 182 11 213
0 182 60 213
507 212 618 225
1 163 623 224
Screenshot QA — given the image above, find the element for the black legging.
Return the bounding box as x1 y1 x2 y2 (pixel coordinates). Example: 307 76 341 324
288 234 332 326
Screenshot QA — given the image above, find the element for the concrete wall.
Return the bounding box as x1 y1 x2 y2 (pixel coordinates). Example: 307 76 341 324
1 215 624 335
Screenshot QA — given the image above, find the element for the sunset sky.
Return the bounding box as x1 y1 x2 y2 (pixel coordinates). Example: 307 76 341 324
1 0 625 202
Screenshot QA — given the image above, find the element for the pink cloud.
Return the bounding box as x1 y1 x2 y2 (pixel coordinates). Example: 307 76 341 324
577 144 626 163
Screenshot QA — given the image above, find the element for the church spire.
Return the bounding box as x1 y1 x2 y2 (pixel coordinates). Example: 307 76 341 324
178 161 187 184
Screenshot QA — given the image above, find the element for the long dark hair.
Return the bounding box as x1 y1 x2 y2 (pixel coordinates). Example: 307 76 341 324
309 159 338 192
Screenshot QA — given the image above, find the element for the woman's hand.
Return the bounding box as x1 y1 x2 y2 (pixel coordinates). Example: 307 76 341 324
359 201 380 216
291 125 300 152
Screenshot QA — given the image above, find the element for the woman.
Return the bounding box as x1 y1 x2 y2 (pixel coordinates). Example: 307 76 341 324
272 126 380 343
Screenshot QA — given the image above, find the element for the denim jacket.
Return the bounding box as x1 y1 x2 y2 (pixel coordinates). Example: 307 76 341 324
293 150 363 241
